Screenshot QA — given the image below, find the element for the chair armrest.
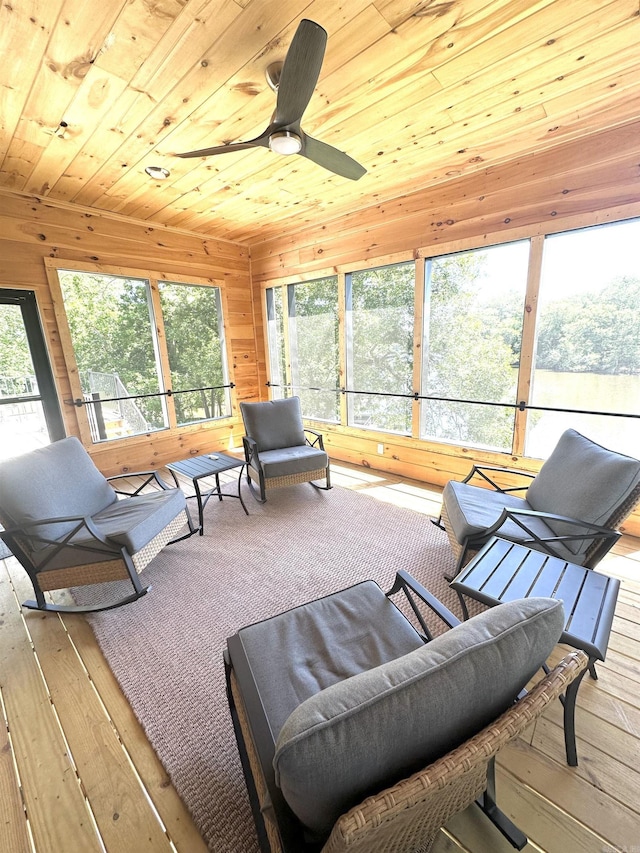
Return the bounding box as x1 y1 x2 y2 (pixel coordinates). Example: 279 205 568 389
242 435 261 469
304 429 325 450
484 508 620 558
387 569 461 640
107 470 172 495
0 515 121 571
462 465 535 494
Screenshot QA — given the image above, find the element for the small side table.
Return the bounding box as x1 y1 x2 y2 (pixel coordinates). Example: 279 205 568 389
166 452 248 534
450 536 620 766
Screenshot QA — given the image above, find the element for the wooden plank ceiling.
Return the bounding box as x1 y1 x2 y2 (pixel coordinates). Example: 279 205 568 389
1 0 638 246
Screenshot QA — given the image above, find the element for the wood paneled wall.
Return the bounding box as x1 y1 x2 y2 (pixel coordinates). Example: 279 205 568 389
250 120 640 536
0 189 256 474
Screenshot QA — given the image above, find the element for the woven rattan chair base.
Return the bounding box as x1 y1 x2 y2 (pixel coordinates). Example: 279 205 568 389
247 467 328 491
36 509 188 592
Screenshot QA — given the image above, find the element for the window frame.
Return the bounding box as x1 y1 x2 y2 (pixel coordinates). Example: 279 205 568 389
45 258 234 445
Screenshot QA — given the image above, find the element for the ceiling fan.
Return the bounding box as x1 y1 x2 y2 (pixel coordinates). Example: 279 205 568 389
176 19 366 181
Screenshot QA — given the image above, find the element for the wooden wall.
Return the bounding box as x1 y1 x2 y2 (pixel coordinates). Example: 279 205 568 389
250 119 640 536
0 189 256 475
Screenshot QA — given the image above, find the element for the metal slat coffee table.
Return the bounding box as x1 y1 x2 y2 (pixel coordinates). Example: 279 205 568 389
167 453 248 534
450 536 620 766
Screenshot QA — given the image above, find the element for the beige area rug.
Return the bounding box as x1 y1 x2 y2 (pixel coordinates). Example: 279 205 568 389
80 484 464 853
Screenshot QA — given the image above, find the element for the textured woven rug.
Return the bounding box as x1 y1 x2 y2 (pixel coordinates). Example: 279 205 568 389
82 484 463 853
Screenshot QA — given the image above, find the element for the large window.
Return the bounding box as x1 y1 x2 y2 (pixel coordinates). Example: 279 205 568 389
346 262 414 433
527 221 640 458
266 277 339 421
288 277 339 421
158 281 230 426
263 218 639 460
420 241 530 452
57 269 231 441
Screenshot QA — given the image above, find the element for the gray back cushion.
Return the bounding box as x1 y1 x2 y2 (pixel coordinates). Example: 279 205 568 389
240 397 306 451
273 596 565 837
527 429 640 555
0 437 116 546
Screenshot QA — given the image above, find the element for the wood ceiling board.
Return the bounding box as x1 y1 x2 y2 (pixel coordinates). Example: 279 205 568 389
0 0 66 163
1 0 639 243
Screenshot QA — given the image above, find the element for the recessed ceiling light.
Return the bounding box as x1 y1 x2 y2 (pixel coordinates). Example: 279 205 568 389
145 165 170 179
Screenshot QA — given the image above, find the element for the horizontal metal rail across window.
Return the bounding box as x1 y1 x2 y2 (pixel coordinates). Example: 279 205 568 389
266 382 640 420
64 383 235 408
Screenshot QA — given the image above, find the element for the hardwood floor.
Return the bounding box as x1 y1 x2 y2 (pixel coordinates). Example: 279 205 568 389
1 461 638 853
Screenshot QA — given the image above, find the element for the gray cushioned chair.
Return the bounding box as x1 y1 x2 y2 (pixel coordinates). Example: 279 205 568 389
240 396 331 502
0 437 192 613
438 429 640 579
225 571 587 853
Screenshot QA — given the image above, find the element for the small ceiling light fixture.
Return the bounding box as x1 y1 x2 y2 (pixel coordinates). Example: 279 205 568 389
268 130 302 156
145 165 170 179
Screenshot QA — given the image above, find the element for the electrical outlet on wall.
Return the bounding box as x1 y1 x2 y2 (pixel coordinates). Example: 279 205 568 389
377 443 384 454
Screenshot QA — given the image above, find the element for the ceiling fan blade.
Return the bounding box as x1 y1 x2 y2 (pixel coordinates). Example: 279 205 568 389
176 133 269 158
274 20 327 127
302 134 366 180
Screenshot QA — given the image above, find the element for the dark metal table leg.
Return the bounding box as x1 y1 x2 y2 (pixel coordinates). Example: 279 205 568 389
195 480 205 535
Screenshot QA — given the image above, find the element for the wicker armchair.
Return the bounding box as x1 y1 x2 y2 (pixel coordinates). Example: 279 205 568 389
437 429 640 579
0 437 192 613
240 396 331 502
225 570 587 853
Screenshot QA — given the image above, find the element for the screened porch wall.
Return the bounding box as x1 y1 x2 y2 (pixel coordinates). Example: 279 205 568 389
250 119 640 537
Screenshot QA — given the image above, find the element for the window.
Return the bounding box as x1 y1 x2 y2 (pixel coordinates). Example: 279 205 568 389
420 241 530 452
346 262 414 433
262 219 639 461
288 277 339 421
158 281 230 426
266 287 287 401
57 269 230 441
527 220 640 458
265 278 340 421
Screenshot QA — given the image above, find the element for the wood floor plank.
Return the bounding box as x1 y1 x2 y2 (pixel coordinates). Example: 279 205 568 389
0 648 32 853
496 768 609 853
0 562 103 853
498 739 640 849
61 613 209 853
532 716 640 818
7 570 176 853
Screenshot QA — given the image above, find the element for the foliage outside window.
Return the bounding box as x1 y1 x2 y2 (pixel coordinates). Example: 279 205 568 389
158 282 230 426
288 277 339 421
421 241 529 452
266 278 340 421
346 262 414 433
58 270 230 441
527 221 640 458
266 288 287 401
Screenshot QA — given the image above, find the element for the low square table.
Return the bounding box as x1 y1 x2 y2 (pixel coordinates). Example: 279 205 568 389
450 536 620 766
166 452 248 534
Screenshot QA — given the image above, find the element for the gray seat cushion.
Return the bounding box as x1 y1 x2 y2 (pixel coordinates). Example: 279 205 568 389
526 428 640 555
240 397 307 451
35 488 187 572
257 446 328 479
272 596 564 836
443 479 576 562
0 437 117 546
236 581 424 742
